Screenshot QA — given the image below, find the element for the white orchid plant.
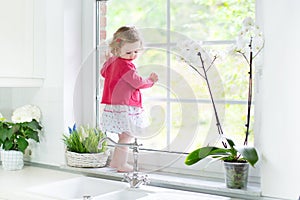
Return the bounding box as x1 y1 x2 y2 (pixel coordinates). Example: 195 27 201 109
176 17 263 167
234 17 264 63
233 17 264 145
0 105 42 153
176 39 226 147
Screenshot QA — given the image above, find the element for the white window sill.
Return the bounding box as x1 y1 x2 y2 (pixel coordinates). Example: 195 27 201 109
57 165 261 199
25 161 261 199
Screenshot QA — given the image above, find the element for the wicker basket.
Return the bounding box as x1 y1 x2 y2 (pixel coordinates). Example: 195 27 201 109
65 150 110 168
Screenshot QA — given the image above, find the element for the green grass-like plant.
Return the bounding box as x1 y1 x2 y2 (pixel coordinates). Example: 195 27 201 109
63 124 107 154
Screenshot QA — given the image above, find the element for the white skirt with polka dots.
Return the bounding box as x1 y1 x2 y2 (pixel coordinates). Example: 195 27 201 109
100 105 150 136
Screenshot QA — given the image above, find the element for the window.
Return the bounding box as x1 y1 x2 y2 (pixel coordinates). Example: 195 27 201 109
97 0 256 175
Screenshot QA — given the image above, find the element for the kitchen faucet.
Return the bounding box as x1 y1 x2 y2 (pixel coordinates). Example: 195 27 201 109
98 137 149 188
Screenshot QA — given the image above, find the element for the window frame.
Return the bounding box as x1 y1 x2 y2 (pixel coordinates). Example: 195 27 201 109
95 0 260 182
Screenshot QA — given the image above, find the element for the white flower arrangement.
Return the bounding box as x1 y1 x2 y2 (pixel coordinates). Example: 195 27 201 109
232 17 264 144
11 105 41 123
0 105 43 153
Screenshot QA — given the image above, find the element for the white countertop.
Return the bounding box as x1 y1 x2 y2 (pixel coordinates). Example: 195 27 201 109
0 165 80 200
0 165 234 200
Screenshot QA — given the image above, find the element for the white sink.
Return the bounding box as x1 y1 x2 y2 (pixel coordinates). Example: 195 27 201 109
27 176 231 200
138 192 232 200
92 188 153 200
27 176 128 200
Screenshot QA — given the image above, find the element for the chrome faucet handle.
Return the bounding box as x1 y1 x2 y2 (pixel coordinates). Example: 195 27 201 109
123 172 150 188
122 173 131 183
140 174 150 185
132 138 143 147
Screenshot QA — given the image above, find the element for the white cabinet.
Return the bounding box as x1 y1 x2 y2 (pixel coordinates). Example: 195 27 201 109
0 0 45 87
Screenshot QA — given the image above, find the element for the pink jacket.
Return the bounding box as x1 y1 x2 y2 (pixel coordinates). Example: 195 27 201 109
101 57 154 107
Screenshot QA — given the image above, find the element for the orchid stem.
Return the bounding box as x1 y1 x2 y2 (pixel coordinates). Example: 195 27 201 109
244 37 253 145
197 52 227 148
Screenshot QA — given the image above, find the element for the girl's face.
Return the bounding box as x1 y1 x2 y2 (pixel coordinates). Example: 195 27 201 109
119 41 141 60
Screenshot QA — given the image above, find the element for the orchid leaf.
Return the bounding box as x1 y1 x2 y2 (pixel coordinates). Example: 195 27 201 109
226 138 235 148
237 146 259 167
185 146 230 165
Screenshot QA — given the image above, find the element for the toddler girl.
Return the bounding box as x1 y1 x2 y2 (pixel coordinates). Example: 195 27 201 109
100 26 158 172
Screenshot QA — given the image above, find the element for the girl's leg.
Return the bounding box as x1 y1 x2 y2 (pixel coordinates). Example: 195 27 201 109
109 132 133 172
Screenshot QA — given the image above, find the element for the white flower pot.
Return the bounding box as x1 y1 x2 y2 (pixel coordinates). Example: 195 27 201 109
1 150 24 170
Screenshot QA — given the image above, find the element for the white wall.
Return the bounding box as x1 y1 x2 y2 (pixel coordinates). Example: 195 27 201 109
257 1 300 199
0 0 65 165
75 0 97 126
64 0 82 132
0 0 94 165
0 89 12 117
20 0 65 165
32 0 95 165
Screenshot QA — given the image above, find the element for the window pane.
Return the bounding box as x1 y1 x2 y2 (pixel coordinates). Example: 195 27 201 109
171 0 255 40
106 0 166 39
103 0 256 154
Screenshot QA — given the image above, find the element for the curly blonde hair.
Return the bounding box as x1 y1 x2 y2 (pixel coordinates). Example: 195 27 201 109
109 26 142 56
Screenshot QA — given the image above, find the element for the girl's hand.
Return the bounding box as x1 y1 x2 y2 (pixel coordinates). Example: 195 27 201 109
149 73 158 83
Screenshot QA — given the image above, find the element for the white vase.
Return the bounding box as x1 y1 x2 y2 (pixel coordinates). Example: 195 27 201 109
1 150 24 170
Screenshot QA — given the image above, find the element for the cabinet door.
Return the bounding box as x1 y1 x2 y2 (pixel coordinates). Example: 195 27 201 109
0 0 34 77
